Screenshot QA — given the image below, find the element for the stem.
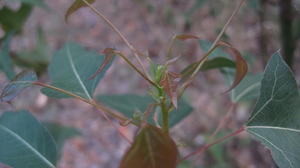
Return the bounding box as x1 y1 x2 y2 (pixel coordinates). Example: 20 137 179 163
179 126 245 163
80 0 148 75
183 0 246 90
115 51 159 89
166 34 177 60
32 82 133 124
161 97 169 134
208 103 237 141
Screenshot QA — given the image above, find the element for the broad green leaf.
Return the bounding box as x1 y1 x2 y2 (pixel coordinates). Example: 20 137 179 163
0 4 32 34
65 0 95 21
6 0 47 7
42 42 114 100
0 110 57 168
43 122 80 159
0 33 15 79
246 52 300 168
17 27 51 74
119 125 178 168
0 70 37 102
96 94 193 127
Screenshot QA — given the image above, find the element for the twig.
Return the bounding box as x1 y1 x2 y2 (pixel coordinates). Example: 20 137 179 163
32 82 132 124
80 0 148 76
208 103 237 141
181 0 247 92
178 126 245 163
96 107 132 144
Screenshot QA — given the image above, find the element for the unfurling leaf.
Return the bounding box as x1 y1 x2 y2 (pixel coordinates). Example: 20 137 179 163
180 40 247 90
175 34 199 41
246 52 300 168
160 72 181 108
65 0 95 21
0 70 37 102
89 48 115 80
218 41 248 92
119 125 178 168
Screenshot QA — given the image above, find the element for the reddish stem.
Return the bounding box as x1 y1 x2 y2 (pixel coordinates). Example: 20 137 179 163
179 126 245 163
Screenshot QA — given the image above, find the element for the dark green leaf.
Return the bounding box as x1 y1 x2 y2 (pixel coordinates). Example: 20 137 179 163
119 125 178 168
0 33 15 79
0 70 37 102
16 27 51 74
96 94 193 127
43 122 80 159
0 4 32 34
181 57 235 78
0 110 57 168
246 52 300 168
65 0 95 21
42 42 114 99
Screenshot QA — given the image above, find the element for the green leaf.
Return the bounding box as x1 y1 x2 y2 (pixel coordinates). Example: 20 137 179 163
96 94 193 127
181 57 235 78
119 125 178 168
0 33 15 79
0 70 37 102
65 0 95 21
223 71 263 102
246 52 300 168
0 4 32 34
43 122 80 159
16 27 51 74
42 42 114 100
0 110 57 168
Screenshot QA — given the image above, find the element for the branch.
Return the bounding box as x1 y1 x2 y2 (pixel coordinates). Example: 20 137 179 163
178 126 245 163
80 0 148 76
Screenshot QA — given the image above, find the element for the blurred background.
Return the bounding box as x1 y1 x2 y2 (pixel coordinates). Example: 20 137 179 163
0 0 300 167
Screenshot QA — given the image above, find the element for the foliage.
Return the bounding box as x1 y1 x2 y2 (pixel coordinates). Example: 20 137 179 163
246 52 300 167
0 110 57 168
0 0 299 168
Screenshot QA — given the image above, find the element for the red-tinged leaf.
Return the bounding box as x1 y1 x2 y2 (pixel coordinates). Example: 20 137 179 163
175 34 200 41
65 0 95 21
217 41 248 92
160 72 181 108
89 48 115 80
119 125 178 168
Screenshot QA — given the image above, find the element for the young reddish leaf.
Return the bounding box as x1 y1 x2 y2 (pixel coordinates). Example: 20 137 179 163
175 34 200 41
89 48 115 80
217 41 248 92
119 125 178 168
65 0 95 21
180 41 247 92
160 72 181 109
